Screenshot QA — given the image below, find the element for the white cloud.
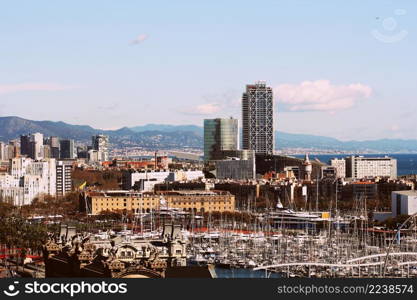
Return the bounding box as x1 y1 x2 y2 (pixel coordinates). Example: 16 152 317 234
274 80 372 112
181 103 221 115
390 124 400 131
130 34 148 45
0 83 74 95
194 103 221 114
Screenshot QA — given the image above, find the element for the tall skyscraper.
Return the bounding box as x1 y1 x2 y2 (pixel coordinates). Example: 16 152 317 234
204 118 238 161
60 139 76 159
20 134 31 157
31 132 44 160
242 81 274 155
92 135 109 161
49 136 60 159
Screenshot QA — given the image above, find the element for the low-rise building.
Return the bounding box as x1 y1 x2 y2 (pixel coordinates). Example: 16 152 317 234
84 189 235 215
122 170 204 192
392 190 417 216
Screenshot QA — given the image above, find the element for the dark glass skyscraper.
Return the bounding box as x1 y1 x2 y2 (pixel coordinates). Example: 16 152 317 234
242 81 274 155
204 118 238 161
60 139 75 159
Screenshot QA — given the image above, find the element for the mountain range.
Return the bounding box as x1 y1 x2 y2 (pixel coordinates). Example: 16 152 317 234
1 116 416 153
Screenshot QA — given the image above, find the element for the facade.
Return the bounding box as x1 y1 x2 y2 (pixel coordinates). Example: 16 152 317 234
1 157 57 205
31 132 44 160
215 159 256 180
49 136 60 159
0 142 5 160
20 133 44 159
321 166 336 178
20 134 31 157
203 118 238 161
392 190 417 216
92 135 109 162
122 170 204 192
330 158 346 178
345 156 397 179
0 142 17 161
60 139 76 159
85 190 235 215
42 224 214 278
242 81 274 155
56 160 72 196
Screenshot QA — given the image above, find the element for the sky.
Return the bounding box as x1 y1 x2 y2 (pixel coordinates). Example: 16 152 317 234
0 0 416 141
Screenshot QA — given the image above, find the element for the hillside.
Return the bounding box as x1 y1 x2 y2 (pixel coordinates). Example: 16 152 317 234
1 116 417 152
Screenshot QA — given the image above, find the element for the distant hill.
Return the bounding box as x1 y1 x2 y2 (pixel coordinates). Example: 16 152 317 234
1 116 417 152
0 116 202 149
130 124 203 135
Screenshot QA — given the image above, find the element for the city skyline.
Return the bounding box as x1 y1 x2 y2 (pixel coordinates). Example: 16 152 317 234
0 1 416 141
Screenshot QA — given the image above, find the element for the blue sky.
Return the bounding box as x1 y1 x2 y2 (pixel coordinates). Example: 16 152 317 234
0 0 415 140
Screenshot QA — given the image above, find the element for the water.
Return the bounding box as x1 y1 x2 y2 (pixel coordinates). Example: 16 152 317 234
215 268 282 278
293 153 417 176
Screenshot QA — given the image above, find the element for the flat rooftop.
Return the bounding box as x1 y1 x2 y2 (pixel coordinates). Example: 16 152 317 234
393 190 417 196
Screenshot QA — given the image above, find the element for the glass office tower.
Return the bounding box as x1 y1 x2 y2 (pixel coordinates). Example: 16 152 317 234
204 118 238 161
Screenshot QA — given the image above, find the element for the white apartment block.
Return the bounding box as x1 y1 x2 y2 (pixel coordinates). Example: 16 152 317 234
346 156 397 179
1 157 57 206
123 170 204 191
330 158 346 178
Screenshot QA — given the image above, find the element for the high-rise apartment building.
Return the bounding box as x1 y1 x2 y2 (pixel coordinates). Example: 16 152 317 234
92 135 109 162
60 139 76 159
204 118 238 161
242 81 274 155
56 160 72 196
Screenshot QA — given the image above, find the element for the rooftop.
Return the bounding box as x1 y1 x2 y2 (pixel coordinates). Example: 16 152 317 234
393 190 417 196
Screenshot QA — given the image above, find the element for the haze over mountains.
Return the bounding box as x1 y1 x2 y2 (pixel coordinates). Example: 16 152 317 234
1 116 416 153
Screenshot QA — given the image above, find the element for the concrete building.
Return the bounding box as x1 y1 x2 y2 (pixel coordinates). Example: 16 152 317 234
215 158 256 180
123 170 204 192
345 156 397 179
392 190 417 216
330 158 346 178
0 142 5 160
10 156 32 179
321 166 337 178
242 81 274 155
49 136 60 159
31 132 44 160
92 135 109 162
284 166 300 180
87 149 99 162
20 134 31 157
84 190 235 215
60 139 76 159
2 157 57 205
26 159 57 196
203 117 238 161
56 160 72 196
43 144 51 158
